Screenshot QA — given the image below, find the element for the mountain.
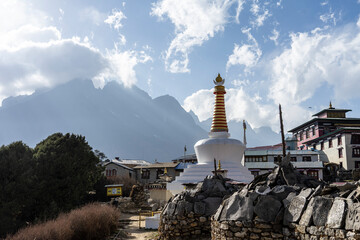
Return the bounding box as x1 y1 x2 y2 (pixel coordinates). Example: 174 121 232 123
197 118 281 147
0 79 207 162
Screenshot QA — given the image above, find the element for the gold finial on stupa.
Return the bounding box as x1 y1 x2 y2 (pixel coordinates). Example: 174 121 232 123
164 167 168 174
329 101 334 109
217 159 222 170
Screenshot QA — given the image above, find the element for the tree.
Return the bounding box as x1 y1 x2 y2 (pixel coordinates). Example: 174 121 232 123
0 142 34 237
32 133 103 219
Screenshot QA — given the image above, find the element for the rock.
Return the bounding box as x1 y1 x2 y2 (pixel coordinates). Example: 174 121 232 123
312 196 333 226
254 195 282 222
220 193 254 221
299 197 315 226
326 198 346 229
283 192 297 208
203 197 223 216
298 188 313 199
194 201 206 215
167 202 176 216
345 200 360 230
184 201 193 214
270 185 296 201
199 216 207 222
284 196 307 224
175 200 185 216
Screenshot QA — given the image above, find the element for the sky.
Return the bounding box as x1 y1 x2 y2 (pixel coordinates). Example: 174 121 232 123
1 0 360 133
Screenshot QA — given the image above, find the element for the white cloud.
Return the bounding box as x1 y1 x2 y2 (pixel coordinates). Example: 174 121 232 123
151 0 243 73
269 29 279 45
320 9 337 25
183 87 277 130
269 23 360 129
105 9 127 30
226 28 262 70
80 7 106 26
358 16 360 27
0 1 151 105
250 1 271 27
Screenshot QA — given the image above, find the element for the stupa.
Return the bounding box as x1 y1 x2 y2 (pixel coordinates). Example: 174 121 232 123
167 74 253 195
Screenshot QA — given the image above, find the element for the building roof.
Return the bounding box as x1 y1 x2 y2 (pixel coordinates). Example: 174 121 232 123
246 143 283 151
288 118 360 133
113 159 151 166
103 159 135 171
171 153 197 162
133 162 179 169
312 108 351 117
175 162 196 170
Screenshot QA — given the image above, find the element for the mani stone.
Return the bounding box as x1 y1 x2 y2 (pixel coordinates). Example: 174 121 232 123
298 188 313 199
220 193 254 221
270 185 296 201
203 197 223 216
299 198 315 226
312 196 333 226
284 196 307 224
326 198 346 229
254 195 282 222
283 192 297 208
345 200 360 230
184 201 193 214
194 201 206 215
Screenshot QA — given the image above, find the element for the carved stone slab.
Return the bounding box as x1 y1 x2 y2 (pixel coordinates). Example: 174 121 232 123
326 198 346 229
284 196 307 224
299 197 315 226
312 196 333 226
345 200 360 230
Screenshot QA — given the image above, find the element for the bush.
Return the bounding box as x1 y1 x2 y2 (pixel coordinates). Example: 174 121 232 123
6 203 120 240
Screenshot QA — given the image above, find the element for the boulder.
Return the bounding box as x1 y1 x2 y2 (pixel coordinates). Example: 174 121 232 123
220 193 254 221
345 200 360 230
194 201 206 215
203 197 223 216
299 197 315 226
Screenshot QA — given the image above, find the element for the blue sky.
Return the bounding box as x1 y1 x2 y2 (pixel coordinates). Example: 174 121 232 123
1 0 360 132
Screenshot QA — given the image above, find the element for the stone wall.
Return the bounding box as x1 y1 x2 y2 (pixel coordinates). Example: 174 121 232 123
157 175 241 239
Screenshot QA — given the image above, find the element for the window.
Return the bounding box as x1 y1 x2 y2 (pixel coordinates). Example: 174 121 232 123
156 168 164 179
351 135 360 144
303 156 311 162
340 162 343 169
321 142 324 150
312 144 316 150
299 132 303 141
353 148 360 158
305 130 309 139
338 136 342 146
112 169 117 176
290 157 297 162
106 169 110 176
141 169 150 179
329 139 333 148
338 148 343 158
307 170 318 179
312 127 315 136
245 156 267 162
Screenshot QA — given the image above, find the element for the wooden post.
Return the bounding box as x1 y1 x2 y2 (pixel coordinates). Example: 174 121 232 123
279 104 286 158
213 158 217 176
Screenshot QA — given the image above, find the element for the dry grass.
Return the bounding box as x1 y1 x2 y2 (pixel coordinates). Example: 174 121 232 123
6 203 120 240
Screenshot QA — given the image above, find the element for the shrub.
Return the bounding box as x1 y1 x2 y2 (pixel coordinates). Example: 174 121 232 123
7 203 120 240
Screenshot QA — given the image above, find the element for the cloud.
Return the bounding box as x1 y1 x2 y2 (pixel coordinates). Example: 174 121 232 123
319 9 337 25
269 22 360 128
269 29 279 45
183 87 277 129
104 9 127 30
80 7 107 26
0 1 151 105
226 28 262 70
151 0 243 73
250 1 271 27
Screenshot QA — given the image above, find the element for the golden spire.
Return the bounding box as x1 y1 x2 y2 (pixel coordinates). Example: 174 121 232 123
210 73 229 132
164 167 168 174
217 159 222 170
329 101 334 109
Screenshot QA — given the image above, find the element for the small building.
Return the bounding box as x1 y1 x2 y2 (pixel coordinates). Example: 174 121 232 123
244 149 323 179
103 159 136 179
133 162 180 184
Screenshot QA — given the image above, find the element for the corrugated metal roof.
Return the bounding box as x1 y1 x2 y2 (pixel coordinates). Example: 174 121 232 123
133 162 179 169
103 159 135 171
245 161 323 169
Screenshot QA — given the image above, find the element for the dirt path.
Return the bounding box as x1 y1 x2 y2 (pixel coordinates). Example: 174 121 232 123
115 213 158 240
